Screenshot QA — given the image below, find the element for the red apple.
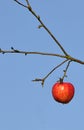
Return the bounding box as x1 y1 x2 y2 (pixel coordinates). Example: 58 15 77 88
52 82 75 104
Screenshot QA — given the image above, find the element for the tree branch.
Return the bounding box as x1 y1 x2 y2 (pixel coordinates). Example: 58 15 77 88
0 48 84 64
1 1 83 86
14 0 68 56
32 59 68 86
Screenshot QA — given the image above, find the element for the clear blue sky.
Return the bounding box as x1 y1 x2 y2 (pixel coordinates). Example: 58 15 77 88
0 0 84 130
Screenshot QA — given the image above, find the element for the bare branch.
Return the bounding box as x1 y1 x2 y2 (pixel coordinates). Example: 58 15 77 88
32 59 68 86
13 1 84 65
43 59 68 81
0 48 84 64
14 0 68 56
1 1 84 85
0 47 66 58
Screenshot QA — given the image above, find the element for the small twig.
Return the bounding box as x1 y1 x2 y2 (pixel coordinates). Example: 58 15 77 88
32 78 45 86
14 0 28 8
61 60 72 81
43 59 68 80
25 0 32 11
32 59 68 86
25 0 29 5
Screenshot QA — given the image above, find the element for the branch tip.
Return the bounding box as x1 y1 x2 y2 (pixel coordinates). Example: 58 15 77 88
32 78 45 87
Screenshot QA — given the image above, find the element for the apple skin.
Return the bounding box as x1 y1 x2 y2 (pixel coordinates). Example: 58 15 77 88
52 82 75 104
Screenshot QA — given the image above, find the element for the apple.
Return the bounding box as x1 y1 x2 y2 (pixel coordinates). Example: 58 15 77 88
52 82 75 104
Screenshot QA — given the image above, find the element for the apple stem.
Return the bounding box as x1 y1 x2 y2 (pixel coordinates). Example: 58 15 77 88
59 78 63 83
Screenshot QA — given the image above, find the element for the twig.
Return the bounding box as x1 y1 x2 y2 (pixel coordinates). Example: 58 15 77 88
62 60 72 80
14 0 28 8
32 59 68 86
25 0 29 6
0 47 84 64
0 47 66 58
14 0 68 56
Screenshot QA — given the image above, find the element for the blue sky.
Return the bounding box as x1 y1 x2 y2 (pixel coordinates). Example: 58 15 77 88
0 0 84 130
